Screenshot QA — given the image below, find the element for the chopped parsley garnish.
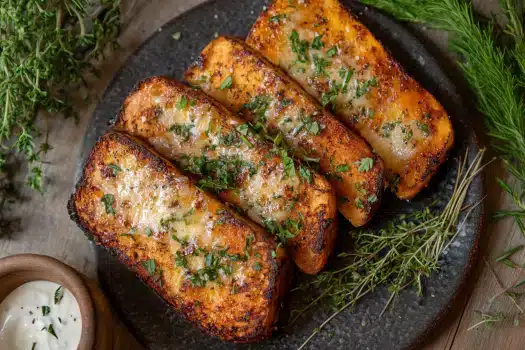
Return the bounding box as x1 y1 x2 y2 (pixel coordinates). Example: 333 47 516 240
299 166 313 183
303 115 323 135
142 259 156 275
368 194 378 204
355 77 378 98
417 121 431 136
355 157 374 172
175 251 188 268
402 126 413 142
289 30 309 63
355 198 364 209
108 164 121 176
168 123 194 141
335 164 350 172
321 84 340 107
326 46 338 57
54 286 64 304
42 305 50 316
244 95 271 122
101 194 115 215
145 227 153 236
281 99 292 107
219 75 233 90
253 262 262 271
281 149 296 178
381 121 401 138
264 218 302 244
312 54 331 77
186 249 234 287
311 34 325 49
339 67 354 93
236 124 249 135
269 14 287 23
176 95 188 110
183 154 255 192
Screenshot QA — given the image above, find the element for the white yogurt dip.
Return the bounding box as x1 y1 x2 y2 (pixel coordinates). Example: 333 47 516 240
0 281 82 350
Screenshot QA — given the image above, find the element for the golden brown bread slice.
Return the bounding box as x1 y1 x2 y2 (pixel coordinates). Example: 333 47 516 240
68 132 290 342
184 36 384 227
115 77 337 274
246 0 454 199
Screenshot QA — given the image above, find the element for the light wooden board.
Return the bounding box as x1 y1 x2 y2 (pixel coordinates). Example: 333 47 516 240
2 0 523 349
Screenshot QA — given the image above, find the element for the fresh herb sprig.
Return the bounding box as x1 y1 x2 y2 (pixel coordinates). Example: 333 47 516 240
362 0 525 237
294 148 486 349
0 0 120 192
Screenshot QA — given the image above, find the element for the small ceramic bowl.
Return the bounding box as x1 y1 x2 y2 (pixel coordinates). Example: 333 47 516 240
0 254 111 350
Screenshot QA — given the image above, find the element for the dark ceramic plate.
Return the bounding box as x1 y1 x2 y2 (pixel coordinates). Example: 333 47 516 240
77 1 484 349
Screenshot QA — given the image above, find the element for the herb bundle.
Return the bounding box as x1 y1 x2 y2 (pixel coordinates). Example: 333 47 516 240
295 147 486 348
362 0 525 236
0 0 120 193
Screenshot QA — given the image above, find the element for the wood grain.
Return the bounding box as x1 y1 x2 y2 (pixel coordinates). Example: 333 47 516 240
2 0 522 349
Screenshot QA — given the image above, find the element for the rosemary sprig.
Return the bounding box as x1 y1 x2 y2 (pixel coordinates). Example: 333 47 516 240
362 0 525 237
0 0 120 193
295 148 487 349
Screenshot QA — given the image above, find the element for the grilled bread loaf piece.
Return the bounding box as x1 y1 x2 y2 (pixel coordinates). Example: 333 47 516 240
115 77 337 274
68 132 290 342
246 0 454 199
185 36 384 227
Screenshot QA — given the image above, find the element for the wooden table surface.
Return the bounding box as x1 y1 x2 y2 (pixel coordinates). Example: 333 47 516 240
2 0 523 349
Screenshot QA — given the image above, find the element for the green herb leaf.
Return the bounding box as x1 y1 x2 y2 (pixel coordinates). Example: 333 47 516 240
416 121 430 136
54 286 64 305
355 76 378 98
335 164 349 172
42 306 50 316
168 123 194 141
219 75 233 90
269 14 287 23
253 262 262 271
176 95 188 110
289 30 310 63
145 227 153 236
142 259 156 275
281 150 296 178
299 166 313 184
43 324 58 339
367 194 378 204
311 34 325 49
326 46 338 57
244 95 271 122
172 32 181 40
355 157 374 172
108 164 122 176
101 194 115 215
312 54 331 76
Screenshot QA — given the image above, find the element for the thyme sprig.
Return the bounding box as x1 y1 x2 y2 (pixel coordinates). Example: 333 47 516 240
0 0 120 192
295 148 487 349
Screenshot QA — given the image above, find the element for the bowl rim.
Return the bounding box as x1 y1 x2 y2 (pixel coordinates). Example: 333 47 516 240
0 253 95 350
